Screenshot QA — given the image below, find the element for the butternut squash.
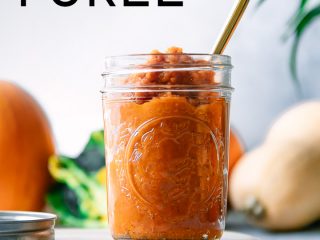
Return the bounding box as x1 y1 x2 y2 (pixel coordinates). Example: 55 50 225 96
229 101 320 230
0 80 55 211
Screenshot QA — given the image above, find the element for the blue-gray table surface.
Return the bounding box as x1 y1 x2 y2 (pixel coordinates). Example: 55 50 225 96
55 212 320 240
226 212 320 240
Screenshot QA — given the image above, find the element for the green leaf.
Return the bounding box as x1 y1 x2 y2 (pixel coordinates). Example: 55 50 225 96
256 0 320 92
299 0 309 9
75 130 105 173
289 36 302 91
47 188 106 228
294 5 320 34
289 4 320 89
256 0 266 7
85 130 104 151
259 0 310 10
282 0 311 41
48 155 107 227
288 0 311 26
47 184 85 219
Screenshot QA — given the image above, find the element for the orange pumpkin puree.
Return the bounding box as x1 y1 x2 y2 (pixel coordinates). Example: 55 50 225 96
103 47 229 240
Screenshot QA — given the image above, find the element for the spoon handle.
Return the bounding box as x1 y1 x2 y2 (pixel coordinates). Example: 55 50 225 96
212 0 250 55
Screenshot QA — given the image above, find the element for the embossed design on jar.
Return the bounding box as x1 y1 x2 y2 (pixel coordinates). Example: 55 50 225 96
125 116 221 218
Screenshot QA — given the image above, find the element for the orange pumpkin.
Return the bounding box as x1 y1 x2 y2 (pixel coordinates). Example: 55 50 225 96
0 80 55 211
229 129 245 177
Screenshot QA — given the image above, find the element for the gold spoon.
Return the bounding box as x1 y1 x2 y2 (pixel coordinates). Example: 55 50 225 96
212 0 250 55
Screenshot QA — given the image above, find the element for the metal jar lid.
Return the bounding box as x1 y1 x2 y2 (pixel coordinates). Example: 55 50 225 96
0 211 56 235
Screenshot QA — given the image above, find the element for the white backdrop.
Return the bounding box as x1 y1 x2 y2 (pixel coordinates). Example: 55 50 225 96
0 0 319 156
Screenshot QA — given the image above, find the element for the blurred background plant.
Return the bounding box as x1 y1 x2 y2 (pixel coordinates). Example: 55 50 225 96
47 131 108 227
259 0 320 89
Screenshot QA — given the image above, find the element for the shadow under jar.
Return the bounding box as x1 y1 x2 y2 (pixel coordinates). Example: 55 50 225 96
101 52 233 240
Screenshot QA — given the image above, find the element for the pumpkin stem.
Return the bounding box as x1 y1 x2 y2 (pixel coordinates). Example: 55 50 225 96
243 196 266 220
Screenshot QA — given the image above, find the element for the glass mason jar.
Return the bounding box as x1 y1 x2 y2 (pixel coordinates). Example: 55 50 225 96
101 53 233 240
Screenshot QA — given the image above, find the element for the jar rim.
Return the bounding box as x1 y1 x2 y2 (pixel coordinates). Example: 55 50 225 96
103 53 232 77
105 53 231 60
102 53 233 91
